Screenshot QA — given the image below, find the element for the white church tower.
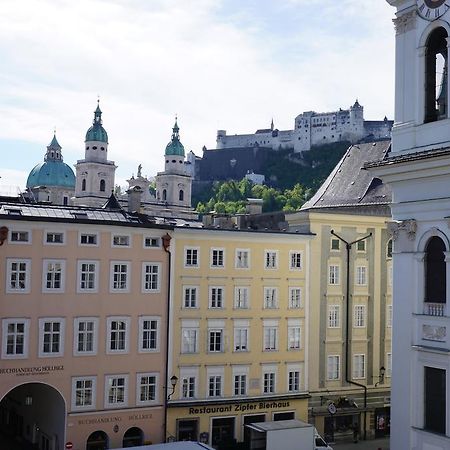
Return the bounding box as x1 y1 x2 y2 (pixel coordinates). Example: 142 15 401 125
73 101 117 206
155 119 192 210
368 2 450 449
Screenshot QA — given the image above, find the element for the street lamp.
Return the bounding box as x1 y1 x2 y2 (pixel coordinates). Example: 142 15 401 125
167 375 178 400
375 366 386 387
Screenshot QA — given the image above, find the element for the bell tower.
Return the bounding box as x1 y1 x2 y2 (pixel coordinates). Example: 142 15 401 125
74 101 117 207
389 0 450 155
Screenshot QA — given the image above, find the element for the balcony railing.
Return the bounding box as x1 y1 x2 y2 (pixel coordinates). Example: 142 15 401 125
423 302 446 317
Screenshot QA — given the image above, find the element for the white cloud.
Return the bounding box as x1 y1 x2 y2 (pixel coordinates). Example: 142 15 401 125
0 0 396 186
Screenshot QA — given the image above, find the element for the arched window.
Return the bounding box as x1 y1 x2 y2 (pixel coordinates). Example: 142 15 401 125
100 179 106 192
82 179 86 191
87 431 109 450
387 239 393 258
179 189 184 201
123 427 144 447
425 27 448 123
162 189 167 201
425 236 446 304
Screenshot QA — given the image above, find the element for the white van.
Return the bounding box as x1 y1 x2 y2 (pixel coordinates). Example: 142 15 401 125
315 430 334 450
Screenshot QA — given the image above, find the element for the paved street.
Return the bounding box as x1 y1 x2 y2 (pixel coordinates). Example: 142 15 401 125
333 437 389 450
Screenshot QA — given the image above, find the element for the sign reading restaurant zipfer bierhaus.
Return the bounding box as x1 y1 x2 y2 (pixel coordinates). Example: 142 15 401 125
188 400 291 415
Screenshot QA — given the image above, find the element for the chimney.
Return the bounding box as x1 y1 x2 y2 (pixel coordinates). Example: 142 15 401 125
127 185 143 213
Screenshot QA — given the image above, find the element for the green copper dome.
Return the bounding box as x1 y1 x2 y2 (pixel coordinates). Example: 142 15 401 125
26 134 76 189
85 102 108 143
165 119 185 157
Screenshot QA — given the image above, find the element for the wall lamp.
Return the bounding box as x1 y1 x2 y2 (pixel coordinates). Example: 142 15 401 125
375 366 386 387
167 375 178 400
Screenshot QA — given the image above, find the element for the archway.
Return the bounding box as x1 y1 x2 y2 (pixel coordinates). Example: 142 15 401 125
122 427 143 447
0 382 65 450
87 430 109 450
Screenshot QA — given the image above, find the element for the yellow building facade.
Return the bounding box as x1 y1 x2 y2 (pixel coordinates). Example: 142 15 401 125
166 227 313 447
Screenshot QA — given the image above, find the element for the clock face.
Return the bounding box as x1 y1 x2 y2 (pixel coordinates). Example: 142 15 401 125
418 0 449 20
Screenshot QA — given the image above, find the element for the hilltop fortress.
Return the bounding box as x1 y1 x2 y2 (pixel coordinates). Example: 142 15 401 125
216 100 393 152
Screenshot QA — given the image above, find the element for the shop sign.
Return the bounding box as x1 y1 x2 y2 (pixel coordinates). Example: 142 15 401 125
78 416 122 426
0 365 64 377
188 400 290 415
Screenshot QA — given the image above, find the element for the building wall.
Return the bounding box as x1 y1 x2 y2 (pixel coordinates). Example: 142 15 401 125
287 211 392 441
0 219 170 449
166 228 312 446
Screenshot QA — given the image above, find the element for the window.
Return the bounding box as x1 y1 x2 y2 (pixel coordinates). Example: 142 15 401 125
183 286 198 308
288 370 300 392
356 266 367 286
211 248 224 268
105 375 128 408
137 373 158 404
328 305 340 328
289 287 302 309
327 355 340 380
235 249 249 269
386 353 392 377
387 239 393 258
234 287 249 309
265 250 278 269
74 318 98 355
208 329 223 352
100 179 106 192
424 366 446 434
179 190 184 201
354 305 366 328
79 233 98 246
72 377 96 410
112 234 130 247
288 326 301 350
2 319 29 359
142 263 160 292
234 374 247 396
10 230 30 243
329 265 340 285
39 318 64 357
357 240 366 252
208 375 222 397
386 305 393 328
82 179 86 191
181 376 196 399
290 252 302 270
45 231 64 244
139 317 159 352
263 371 276 394
331 238 340 251
353 354 365 379
209 287 224 308
6 259 31 293
185 247 199 267
110 262 130 292
263 326 278 351
181 328 198 353
425 27 448 123
144 236 160 248
162 189 167 201
78 261 98 292
42 260 65 292
107 317 130 354
425 236 446 304
234 328 248 352
264 287 278 309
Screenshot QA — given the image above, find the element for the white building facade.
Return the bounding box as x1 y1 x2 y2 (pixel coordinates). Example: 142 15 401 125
368 2 450 449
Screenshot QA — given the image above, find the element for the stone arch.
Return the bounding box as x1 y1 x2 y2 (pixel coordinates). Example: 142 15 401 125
417 227 450 252
0 382 66 450
122 426 144 447
87 430 109 450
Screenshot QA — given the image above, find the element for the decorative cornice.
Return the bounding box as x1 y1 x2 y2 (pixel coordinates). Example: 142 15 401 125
393 10 416 35
387 219 417 241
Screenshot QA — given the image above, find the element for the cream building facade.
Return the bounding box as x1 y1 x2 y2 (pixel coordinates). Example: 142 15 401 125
288 141 393 443
0 201 173 450
165 227 313 447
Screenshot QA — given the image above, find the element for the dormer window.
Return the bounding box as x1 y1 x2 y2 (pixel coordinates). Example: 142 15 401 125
425 27 448 123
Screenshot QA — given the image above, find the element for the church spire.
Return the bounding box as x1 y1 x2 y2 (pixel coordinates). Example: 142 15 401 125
44 132 63 161
94 99 103 125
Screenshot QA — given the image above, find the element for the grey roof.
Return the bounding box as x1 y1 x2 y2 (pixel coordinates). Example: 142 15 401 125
302 140 391 211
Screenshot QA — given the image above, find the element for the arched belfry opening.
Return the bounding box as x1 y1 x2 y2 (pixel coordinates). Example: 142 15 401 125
425 236 446 304
425 27 448 123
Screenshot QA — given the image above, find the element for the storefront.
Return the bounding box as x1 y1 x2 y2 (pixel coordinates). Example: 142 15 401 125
167 396 309 449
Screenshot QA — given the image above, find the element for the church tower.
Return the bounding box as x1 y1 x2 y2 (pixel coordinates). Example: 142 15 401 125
155 119 192 209
367 2 450 449
73 101 117 207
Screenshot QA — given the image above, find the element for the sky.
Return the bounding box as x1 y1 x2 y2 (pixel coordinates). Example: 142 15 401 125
0 0 396 194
